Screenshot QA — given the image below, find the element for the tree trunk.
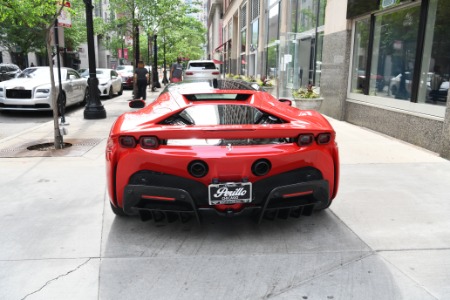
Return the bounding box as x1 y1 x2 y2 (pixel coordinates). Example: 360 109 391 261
46 28 64 149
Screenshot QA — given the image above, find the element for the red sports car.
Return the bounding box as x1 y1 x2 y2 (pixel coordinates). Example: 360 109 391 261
106 80 339 223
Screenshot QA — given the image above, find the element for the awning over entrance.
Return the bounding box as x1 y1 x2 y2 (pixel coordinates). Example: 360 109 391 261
214 39 231 53
213 59 223 64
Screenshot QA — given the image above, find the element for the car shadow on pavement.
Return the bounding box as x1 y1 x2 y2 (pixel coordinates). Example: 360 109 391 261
102 209 370 257
98 209 434 299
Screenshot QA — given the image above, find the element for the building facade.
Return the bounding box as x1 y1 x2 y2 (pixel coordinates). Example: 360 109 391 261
207 0 450 159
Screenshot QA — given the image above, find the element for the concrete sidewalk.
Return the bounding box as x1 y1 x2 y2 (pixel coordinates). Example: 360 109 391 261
0 89 449 300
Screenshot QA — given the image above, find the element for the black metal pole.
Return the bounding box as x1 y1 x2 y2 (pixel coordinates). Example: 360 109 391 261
152 34 160 91
83 0 106 119
135 24 140 67
120 24 124 65
162 34 168 85
121 39 124 65
147 32 150 64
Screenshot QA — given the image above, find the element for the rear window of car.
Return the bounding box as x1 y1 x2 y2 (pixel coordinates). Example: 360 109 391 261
188 62 216 70
184 93 251 101
116 65 133 71
159 104 286 126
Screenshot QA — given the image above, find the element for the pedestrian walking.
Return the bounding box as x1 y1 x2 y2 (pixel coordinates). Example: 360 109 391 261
170 57 183 83
134 61 149 100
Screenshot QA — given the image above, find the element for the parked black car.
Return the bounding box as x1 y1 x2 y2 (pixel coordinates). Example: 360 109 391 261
0 63 21 82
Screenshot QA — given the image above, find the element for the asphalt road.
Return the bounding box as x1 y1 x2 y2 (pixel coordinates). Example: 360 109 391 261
0 90 449 300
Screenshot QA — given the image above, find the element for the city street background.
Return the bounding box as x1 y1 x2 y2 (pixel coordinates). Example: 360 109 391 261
0 90 449 300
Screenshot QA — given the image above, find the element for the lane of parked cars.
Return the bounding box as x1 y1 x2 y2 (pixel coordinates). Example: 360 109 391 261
80 68 123 98
0 65 130 111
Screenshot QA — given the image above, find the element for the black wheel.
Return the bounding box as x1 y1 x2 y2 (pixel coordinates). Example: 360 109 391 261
110 202 127 216
118 85 123 95
108 87 113 99
315 202 332 211
57 92 66 116
81 88 88 106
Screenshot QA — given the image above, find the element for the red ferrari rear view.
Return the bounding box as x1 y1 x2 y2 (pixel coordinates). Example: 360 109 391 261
106 80 339 223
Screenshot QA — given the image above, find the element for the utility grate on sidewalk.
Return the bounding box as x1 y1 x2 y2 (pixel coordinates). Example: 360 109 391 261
0 138 104 158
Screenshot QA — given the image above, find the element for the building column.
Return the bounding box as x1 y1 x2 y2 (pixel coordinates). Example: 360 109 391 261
319 29 352 120
440 95 450 159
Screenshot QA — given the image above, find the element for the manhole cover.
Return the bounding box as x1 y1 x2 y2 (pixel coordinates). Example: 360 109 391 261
27 142 73 151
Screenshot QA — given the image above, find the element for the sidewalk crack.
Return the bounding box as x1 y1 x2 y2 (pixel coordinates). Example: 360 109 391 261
21 258 91 300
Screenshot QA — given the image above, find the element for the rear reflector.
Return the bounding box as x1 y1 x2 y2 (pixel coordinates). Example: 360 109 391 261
142 195 176 201
297 134 314 146
119 136 136 148
185 71 194 75
140 136 159 149
316 133 331 144
282 191 314 198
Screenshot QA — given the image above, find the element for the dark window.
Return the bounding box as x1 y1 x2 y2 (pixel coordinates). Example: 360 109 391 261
347 0 379 19
188 62 216 70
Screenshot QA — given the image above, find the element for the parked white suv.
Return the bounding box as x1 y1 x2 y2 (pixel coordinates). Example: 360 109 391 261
184 60 221 81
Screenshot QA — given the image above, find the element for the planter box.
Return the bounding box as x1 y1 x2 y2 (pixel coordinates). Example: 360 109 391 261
292 97 323 110
263 85 277 97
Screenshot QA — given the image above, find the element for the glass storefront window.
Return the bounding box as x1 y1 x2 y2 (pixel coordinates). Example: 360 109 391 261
267 5 279 44
418 0 449 105
284 0 325 91
241 30 246 53
268 0 278 7
241 54 247 75
266 3 279 84
267 46 278 79
370 4 420 100
251 20 258 49
315 31 324 87
350 18 370 93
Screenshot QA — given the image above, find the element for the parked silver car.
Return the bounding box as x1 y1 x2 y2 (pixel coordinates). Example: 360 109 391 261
183 60 221 81
0 63 21 82
0 67 88 111
81 68 123 98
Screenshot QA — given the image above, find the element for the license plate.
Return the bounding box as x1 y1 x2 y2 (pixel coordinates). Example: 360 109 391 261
208 182 252 205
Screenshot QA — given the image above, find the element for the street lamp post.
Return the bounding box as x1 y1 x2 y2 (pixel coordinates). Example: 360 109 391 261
151 34 161 91
162 34 168 85
121 37 124 65
83 0 106 119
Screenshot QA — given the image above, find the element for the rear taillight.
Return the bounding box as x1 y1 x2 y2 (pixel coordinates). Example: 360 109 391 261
140 136 159 149
316 133 331 144
212 71 220 75
119 136 136 148
297 133 332 146
185 71 194 75
297 134 314 146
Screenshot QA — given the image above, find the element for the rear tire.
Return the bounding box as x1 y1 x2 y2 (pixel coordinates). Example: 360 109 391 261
315 200 332 211
110 202 127 216
118 85 123 95
81 88 88 106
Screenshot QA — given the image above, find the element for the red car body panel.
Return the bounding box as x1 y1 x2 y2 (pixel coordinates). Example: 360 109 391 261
106 80 339 222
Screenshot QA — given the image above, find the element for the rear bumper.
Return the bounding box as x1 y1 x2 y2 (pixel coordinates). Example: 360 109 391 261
121 177 330 223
